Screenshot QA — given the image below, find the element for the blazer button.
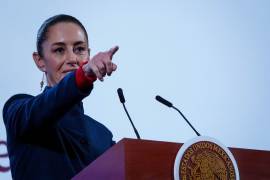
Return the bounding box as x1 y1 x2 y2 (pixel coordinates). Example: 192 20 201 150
80 138 88 144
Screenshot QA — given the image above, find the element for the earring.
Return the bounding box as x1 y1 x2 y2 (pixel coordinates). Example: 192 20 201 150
40 73 45 91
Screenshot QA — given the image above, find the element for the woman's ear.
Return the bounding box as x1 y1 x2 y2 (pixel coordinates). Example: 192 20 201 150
32 52 46 72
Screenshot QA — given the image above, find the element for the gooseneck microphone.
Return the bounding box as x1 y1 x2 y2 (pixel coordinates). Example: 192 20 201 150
117 88 141 139
155 95 201 136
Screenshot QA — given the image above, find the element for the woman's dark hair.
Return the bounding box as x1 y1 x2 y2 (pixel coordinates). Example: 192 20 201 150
36 14 89 57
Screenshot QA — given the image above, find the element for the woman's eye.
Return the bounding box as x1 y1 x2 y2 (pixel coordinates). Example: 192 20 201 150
74 47 86 54
54 48 64 54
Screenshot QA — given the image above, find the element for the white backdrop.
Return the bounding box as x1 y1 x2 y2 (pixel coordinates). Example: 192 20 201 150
1 0 270 179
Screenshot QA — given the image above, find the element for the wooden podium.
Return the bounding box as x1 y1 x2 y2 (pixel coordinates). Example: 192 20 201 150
72 138 270 180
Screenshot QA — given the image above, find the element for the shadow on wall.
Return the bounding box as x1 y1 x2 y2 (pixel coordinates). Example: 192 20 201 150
0 140 10 172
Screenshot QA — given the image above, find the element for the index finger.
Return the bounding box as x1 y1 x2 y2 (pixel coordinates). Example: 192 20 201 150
108 46 119 59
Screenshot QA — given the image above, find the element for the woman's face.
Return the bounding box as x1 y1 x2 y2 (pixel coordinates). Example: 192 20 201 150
34 22 89 87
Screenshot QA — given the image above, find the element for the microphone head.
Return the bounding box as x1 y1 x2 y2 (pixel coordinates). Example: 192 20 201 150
155 95 173 107
117 88 126 103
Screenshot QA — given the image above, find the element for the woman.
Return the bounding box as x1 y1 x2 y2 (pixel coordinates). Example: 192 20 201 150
3 14 118 180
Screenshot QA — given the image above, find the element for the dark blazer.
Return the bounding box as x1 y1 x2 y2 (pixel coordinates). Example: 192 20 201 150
2 72 115 180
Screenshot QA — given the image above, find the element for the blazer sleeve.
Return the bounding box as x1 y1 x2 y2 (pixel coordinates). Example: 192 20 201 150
2 71 93 138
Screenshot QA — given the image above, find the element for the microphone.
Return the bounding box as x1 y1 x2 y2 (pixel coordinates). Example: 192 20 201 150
155 95 201 136
117 88 141 139
156 95 172 107
117 88 125 103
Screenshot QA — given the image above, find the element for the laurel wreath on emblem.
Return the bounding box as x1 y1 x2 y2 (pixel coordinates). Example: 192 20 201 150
174 136 240 180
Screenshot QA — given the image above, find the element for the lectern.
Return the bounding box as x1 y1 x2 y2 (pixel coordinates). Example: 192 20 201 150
72 138 270 180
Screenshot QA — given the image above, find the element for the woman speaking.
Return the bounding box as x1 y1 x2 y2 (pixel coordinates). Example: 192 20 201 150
3 14 118 180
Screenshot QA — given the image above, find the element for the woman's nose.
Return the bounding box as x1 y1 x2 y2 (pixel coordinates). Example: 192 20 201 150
66 51 78 65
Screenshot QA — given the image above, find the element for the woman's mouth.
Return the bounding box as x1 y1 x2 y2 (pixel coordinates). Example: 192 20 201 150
62 68 78 74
